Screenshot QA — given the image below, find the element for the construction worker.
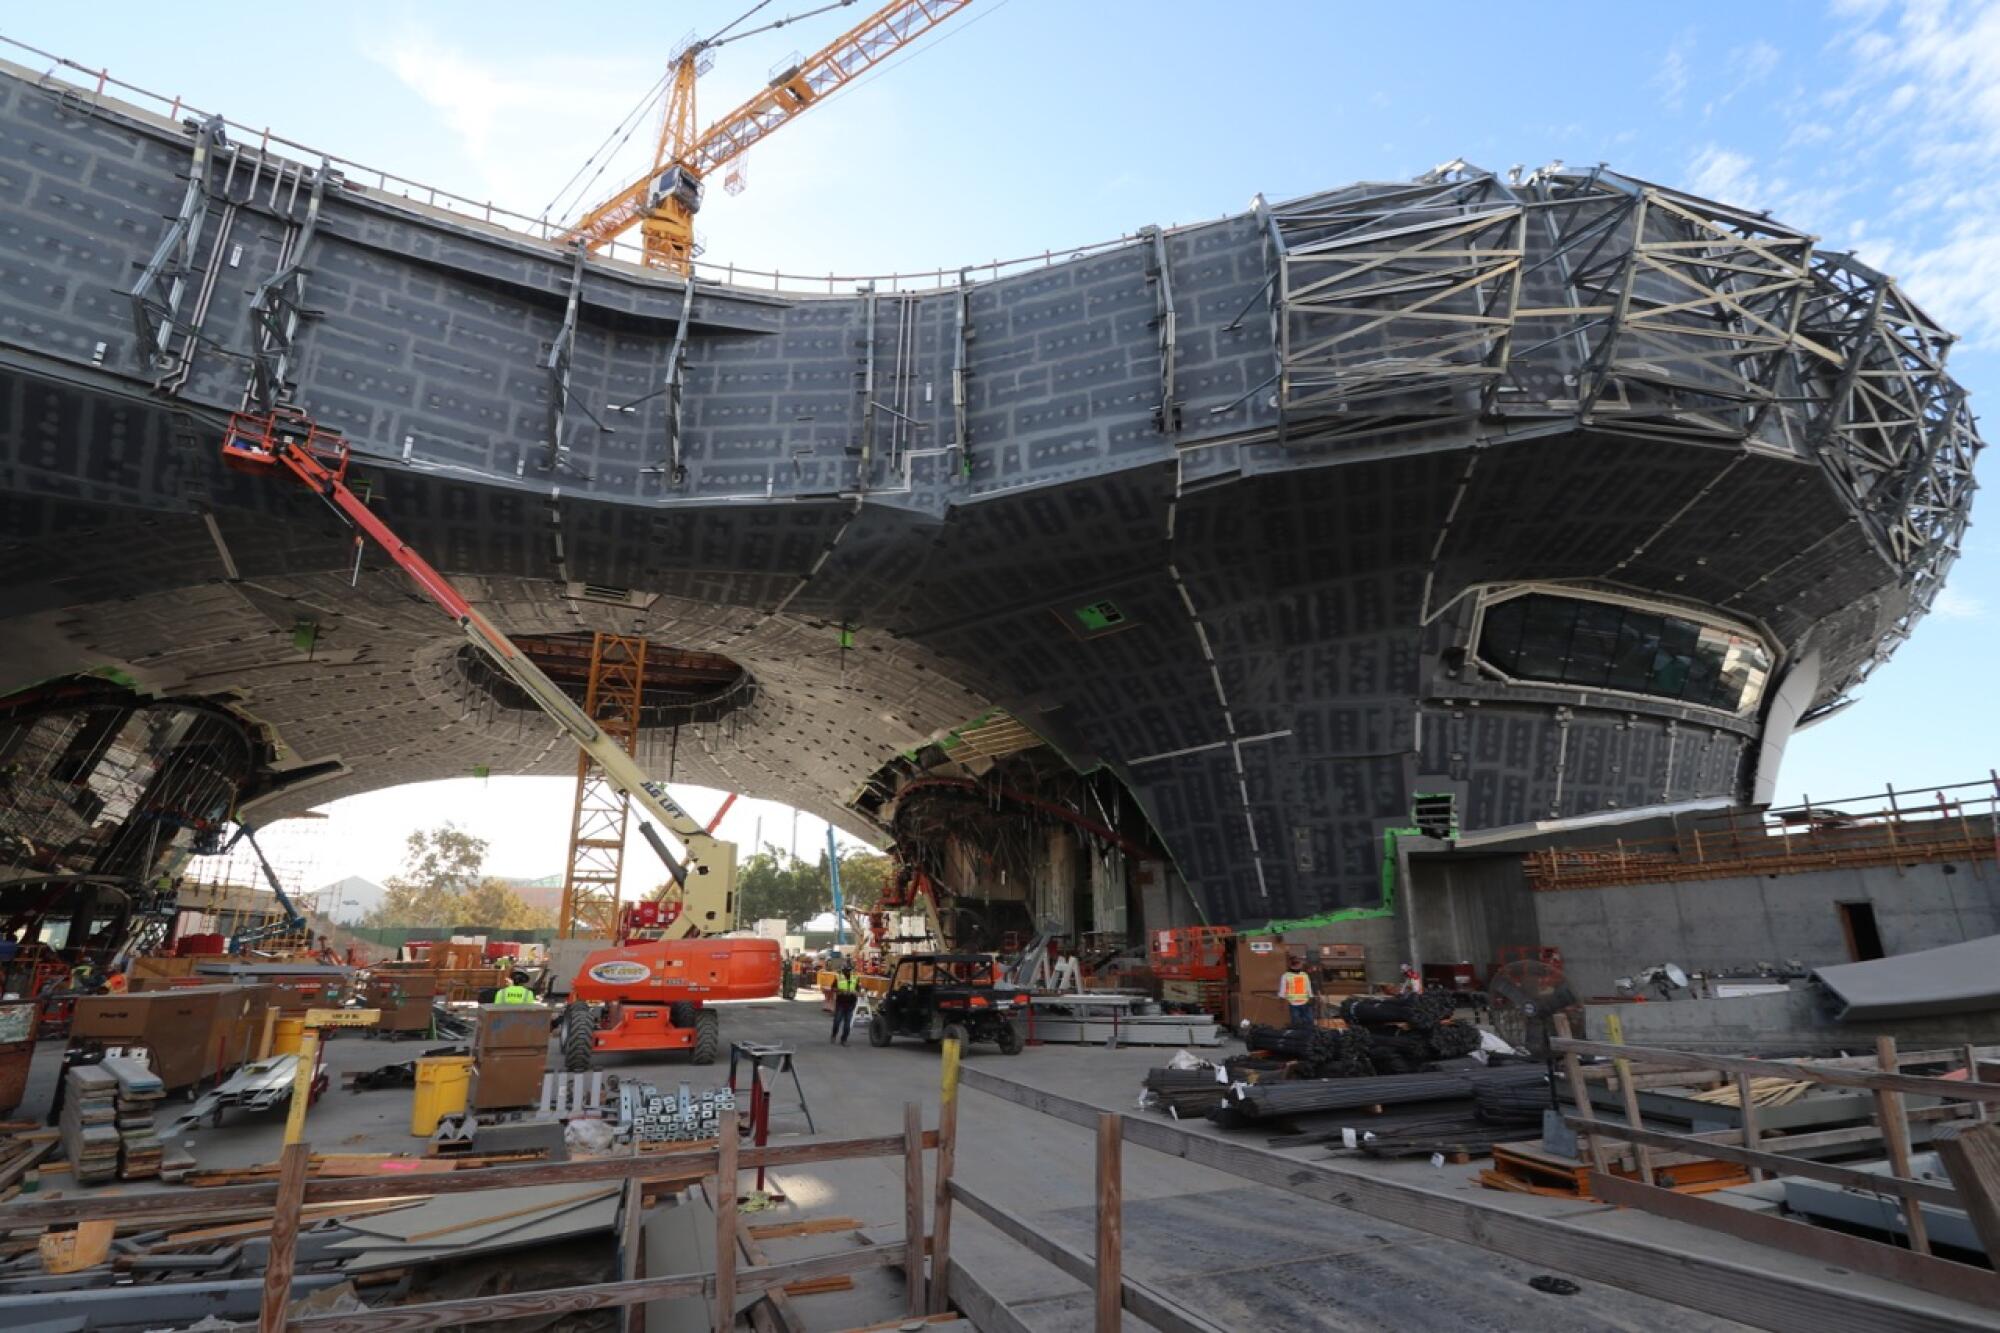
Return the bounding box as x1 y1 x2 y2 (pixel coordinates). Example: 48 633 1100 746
494 970 535 1005
1279 954 1315 1028
830 958 860 1046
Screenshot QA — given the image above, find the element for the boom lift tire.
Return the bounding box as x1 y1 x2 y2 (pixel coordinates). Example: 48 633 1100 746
690 1010 720 1065
868 1012 892 1047
561 1002 598 1073
670 1000 698 1029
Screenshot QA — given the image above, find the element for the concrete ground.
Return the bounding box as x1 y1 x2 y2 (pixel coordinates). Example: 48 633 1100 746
9 999 1991 1331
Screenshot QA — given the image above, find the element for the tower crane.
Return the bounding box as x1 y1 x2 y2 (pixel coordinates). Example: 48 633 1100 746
558 0 974 271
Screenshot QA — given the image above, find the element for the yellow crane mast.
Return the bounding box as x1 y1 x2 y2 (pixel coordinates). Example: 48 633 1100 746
561 0 974 271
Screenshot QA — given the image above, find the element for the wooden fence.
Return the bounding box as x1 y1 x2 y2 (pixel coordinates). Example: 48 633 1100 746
1552 1016 2000 1309
0 1108 948 1331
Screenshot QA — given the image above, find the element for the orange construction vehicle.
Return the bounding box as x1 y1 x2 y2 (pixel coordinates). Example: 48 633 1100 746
562 935 780 1068
223 408 777 1067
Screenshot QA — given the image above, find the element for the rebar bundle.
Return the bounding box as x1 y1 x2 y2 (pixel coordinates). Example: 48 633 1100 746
1472 1074 1558 1124
1241 1024 1372 1079
1341 992 1455 1031
1143 1066 1228 1117
1218 1061 1547 1121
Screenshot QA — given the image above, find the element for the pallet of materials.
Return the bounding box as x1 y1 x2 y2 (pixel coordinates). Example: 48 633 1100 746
1026 994 1220 1046
60 1064 121 1182
103 1055 164 1179
1480 1139 1752 1199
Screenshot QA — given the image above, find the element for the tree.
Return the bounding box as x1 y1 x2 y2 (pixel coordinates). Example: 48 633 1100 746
458 877 556 931
834 850 890 911
364 823 491 928
735 845 832 928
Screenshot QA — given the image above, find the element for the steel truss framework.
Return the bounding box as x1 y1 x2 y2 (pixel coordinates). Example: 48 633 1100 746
557 632 650 939
1258 161 1981 708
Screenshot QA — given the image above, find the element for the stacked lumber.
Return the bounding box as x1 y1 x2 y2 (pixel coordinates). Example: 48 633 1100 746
60 1065 121 1183
0 1124 59 1201
1688 1077 1811 1109
103 1056 164 1180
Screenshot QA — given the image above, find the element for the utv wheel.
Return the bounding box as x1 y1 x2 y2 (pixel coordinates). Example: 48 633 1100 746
867 1012 892 1047
689 1011 720 1065
943 1022 970 1050
561 1002 597 1073
669 1000 699 1029
996 1021 1023 1056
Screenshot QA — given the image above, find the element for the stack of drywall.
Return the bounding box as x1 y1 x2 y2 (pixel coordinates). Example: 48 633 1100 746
60 1064 121 1183
103 1056 164 1179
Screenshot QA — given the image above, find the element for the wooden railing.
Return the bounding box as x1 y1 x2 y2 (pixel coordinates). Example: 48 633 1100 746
0 1111 948 1331
1552 1016 2000 1310
1526 775 2000 891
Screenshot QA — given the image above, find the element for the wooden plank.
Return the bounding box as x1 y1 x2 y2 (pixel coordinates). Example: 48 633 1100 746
1553 1014 1608 1172
902 1101 925 1316
258 1141 311 1333
1561 1115 1957 1207
287 1244 905 1333
0 1131 935 1229
732 1207 805 1333
716 1105 739 1333
957 1065 1996 1333
618 1178 642 1333
1095 1112 1121 1333
1966 1045 1989 1123
1604 1012 1653 1185
946 1180 1224 1333
928 1036 960 1316
1931 1120 2000 1262
1590 1173 2000 1311
1873 1036 1930 1256
1555 1037 2000 1104
747 1216 862 1241
1736 1071 1764 1182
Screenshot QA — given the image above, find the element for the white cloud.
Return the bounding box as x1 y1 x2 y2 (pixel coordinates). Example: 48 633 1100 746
1687 146 1758 203
366 27 663 223
1932 586 1986 620
1654 33 1694 112
1819 0 2000 343
1785 121 1835 147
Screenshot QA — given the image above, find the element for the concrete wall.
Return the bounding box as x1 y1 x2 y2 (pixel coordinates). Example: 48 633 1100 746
1585 986 2000 1054
1538 862 2000 998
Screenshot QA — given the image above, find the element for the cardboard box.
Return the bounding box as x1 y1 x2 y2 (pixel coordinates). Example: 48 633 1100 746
471 1049 547 1110
70 984 269 1090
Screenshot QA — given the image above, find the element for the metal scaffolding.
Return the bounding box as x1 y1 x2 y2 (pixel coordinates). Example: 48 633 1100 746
557 632 650 939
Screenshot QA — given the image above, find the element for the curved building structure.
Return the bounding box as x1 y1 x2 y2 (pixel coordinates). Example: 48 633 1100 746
0 54 1981 933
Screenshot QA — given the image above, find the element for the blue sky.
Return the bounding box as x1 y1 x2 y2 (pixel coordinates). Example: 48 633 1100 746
7 1 1996 881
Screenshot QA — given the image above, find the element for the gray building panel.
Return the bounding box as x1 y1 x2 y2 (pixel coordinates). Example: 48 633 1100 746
0 62 1983 926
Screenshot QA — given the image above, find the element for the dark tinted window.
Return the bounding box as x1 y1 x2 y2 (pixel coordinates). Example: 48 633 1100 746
1476 593 1770 712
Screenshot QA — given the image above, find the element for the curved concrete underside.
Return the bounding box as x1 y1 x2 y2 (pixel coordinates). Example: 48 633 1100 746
0 63 1980 925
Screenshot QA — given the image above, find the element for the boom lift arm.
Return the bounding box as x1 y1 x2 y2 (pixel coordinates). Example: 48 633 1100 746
221 408 736 938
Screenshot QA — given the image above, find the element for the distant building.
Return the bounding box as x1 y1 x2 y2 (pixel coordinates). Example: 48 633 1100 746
319 875 386 924
494 874 565 915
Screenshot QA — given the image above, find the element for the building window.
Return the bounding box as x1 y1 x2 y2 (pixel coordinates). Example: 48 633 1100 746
1475 591 1773 714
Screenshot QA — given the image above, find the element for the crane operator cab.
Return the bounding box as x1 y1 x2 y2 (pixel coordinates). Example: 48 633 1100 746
649 165 704 216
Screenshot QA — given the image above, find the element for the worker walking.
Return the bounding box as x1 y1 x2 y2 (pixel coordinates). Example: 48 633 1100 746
830 959 860 1046
494 970 536 1005
1280 954 1315 1028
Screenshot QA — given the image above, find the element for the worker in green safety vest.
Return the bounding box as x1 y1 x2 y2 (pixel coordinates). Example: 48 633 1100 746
494 970 536 1005
830 958 860 1046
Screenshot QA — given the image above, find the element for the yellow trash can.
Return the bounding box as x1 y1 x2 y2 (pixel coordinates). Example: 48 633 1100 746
271 1017 306 1056
410 1056 473 1136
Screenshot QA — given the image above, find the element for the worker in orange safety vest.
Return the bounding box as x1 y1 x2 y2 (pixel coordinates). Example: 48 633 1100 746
1279 954 1315 1028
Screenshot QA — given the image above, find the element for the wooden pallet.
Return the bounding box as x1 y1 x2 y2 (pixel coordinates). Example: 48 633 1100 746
1479 1140 1750 1200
